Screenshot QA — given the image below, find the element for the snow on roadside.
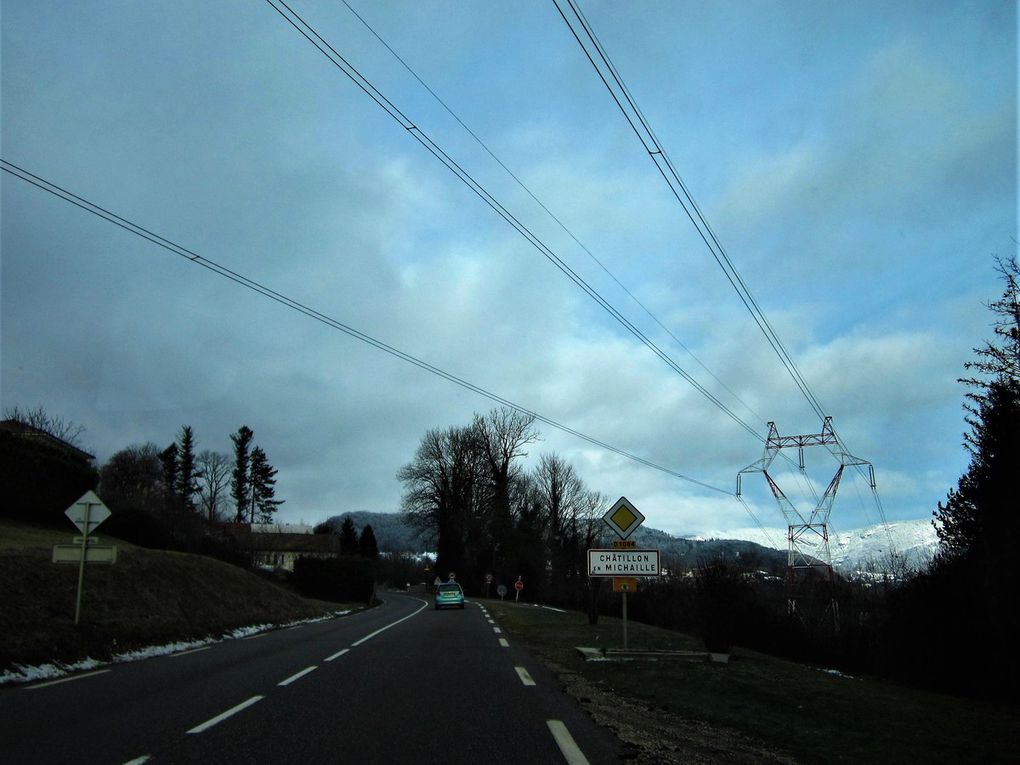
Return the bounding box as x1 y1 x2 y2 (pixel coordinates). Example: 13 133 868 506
0 609 351 687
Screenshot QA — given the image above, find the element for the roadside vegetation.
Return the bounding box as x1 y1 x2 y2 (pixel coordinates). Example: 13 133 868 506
484 598 1019 765
0 517 356 675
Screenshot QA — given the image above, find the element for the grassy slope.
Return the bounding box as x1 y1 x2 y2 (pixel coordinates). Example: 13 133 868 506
0 518 352 671
485 599 1019 765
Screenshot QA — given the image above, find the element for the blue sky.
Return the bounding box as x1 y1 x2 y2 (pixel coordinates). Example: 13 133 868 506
2 1 1016 541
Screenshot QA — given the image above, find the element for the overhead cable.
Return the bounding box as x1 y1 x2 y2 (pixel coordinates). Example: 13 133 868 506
1 158 732 496
338 0 765 430
263 0 765 442
552 0 828 421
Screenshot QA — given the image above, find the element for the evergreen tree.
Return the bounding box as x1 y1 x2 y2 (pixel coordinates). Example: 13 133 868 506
231 425 254 523
933 257 1020 573
159 442 179 505
358 524 380 558
928 257 1020 697
176 425 200 512
339 516 359 555
249 445 283 523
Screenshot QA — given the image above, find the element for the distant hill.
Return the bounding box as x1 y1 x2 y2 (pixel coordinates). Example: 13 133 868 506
828 519 937 574
324 511 790 573
322 511 429 554
628 525 791 574
690 518 938 576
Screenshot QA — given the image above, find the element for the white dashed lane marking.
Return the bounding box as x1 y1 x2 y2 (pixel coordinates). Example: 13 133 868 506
498 638 510 648
515 666 536 686
187 695 264 734
547 720 591 765
278 666 317 686
324 648 350 662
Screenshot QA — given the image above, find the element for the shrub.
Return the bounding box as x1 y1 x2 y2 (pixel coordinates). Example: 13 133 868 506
291 556 376 604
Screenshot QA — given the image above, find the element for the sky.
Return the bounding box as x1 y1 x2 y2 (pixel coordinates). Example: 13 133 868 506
2 1 1016 543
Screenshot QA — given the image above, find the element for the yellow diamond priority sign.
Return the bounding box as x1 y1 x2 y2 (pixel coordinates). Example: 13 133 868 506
603 496 644 540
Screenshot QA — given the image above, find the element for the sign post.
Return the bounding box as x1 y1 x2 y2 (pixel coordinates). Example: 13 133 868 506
57 491 114 625
514 576 524 602
590 496 659 650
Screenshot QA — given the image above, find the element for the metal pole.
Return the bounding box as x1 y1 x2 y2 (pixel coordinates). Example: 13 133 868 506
622 590 628 650
73 502 91 625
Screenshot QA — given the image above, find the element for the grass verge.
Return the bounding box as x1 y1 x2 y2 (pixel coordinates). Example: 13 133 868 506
1 518 360 675
484 599 1018 765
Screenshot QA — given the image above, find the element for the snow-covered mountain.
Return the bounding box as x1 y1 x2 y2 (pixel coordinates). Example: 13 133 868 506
689 518 938 576
828 518 937 574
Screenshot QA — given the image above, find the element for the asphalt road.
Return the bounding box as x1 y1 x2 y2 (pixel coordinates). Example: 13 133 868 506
0 592 623 764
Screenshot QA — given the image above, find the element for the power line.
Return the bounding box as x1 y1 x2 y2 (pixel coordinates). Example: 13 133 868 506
338 0 766 430
1 158 732 496
552 0 828 421
263 0 765 443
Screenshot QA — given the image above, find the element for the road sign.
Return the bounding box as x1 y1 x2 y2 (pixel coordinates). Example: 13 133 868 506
613 577 638 593
602 496 644 540
588 549 660 577
64 490 111 535
515 579 524 591
485 573 493 583
53 544 117 564
497 584 508 599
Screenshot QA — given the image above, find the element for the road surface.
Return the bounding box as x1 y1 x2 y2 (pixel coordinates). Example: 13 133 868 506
0 592 622 764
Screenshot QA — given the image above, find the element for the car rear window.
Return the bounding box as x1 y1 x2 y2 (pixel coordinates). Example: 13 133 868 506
439 584 462 593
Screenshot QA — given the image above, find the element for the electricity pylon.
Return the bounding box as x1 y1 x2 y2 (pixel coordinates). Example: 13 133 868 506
737 417 875 618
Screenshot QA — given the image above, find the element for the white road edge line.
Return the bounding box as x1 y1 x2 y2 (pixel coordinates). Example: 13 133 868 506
242 633 267 640
121 757 150 765
324 648 350 662
25 669 111 690
498 638 510 648
351 600 428 647
547 720 590 765
187 695 264 734
493 627 502 634
515 666 536 686
171 646 211 658
278 665 317 686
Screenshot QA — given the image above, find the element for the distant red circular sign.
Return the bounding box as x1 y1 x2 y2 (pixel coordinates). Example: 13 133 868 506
514 580 524 591
485 573 493 583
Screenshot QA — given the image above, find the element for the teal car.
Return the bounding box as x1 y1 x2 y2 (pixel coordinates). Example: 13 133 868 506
435 582 465 609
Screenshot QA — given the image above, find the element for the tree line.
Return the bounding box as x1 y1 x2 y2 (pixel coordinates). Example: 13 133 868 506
89 424 283 553
398 407 610 608
314 514 380 559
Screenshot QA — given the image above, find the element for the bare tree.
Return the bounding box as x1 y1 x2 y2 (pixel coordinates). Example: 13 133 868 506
535 452 586 542
197 450 231 523
398 425 486 581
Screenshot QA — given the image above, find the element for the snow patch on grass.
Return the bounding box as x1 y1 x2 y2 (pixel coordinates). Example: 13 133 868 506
0 609 352 687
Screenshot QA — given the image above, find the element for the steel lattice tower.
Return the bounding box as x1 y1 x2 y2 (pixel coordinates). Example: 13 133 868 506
737 417 875 615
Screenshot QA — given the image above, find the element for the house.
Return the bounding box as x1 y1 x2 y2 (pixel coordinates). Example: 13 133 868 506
252 531 341 571
1 418 98 519
0 419 95 462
